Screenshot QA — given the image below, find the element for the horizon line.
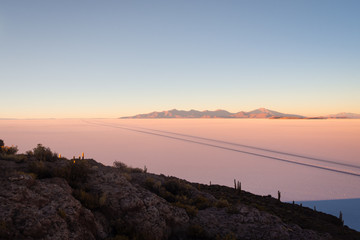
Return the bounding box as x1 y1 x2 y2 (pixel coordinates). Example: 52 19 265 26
1 107 359 120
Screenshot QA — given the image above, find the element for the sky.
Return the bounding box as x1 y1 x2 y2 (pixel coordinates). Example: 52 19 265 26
0 0 359 118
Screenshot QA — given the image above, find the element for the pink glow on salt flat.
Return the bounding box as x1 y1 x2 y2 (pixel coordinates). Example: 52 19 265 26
1 118 359 201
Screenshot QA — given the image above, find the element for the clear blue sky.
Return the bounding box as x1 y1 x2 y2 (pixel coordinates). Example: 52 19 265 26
1 0 359 118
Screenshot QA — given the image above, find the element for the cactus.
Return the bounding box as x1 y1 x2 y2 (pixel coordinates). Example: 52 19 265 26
233 179 241 194
277 190 281 201
339 211 344 225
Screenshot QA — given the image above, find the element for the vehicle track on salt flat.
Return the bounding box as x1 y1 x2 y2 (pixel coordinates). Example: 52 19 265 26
82 119 360 178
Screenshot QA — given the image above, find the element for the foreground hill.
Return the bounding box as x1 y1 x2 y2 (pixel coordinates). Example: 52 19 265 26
121 108 304 119
1 143 359 240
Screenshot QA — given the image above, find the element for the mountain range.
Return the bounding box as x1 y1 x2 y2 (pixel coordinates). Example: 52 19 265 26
121 108 360 119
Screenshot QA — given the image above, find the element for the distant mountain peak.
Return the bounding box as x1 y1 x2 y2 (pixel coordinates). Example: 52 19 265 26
121 109 360 119
121 108 305 119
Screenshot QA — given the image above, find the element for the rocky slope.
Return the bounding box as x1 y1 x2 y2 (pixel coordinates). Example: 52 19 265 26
1 151 359 240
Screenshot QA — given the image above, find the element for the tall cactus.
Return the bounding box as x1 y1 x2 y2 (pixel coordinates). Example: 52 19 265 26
234 179 241 194
277 190 281 201
339 211 344 225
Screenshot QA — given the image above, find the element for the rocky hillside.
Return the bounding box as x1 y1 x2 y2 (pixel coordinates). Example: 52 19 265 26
1 143 359 240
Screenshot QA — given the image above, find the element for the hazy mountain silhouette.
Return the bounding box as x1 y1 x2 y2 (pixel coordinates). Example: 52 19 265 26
121 108 305 119
245 108 304 118
325 112 360 119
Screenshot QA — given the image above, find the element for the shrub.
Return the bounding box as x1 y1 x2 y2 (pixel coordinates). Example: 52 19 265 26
0 153 26 162
31 144 57 161
145 177 155 189
122 173 132 181
113 160 128 170
129 167 143 173
73 189 100 209
29 161 53 179
66 160 90 188
159 188 176 202
5 146 18 155
174 202 198 218
216 199 230 208
70 160 89 182
164 179 181 195
192 196 212 210
27 157 90 188
0 145 18 155
113 160 144 173
164 179 190 196
0 140 18 155
144 177 162 193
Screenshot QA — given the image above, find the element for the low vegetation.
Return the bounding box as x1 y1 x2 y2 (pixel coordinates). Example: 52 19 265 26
143 175 217 217
26 144 58 162
0 139 19 156
113 160 144 173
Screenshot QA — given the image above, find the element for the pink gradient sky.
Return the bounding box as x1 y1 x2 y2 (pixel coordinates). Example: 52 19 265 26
1 1 359 118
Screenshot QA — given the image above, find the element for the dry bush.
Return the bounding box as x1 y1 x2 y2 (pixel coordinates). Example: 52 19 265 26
29 144 57 162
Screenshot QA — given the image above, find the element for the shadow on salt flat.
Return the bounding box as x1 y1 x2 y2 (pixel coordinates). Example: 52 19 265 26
296 198 360 231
